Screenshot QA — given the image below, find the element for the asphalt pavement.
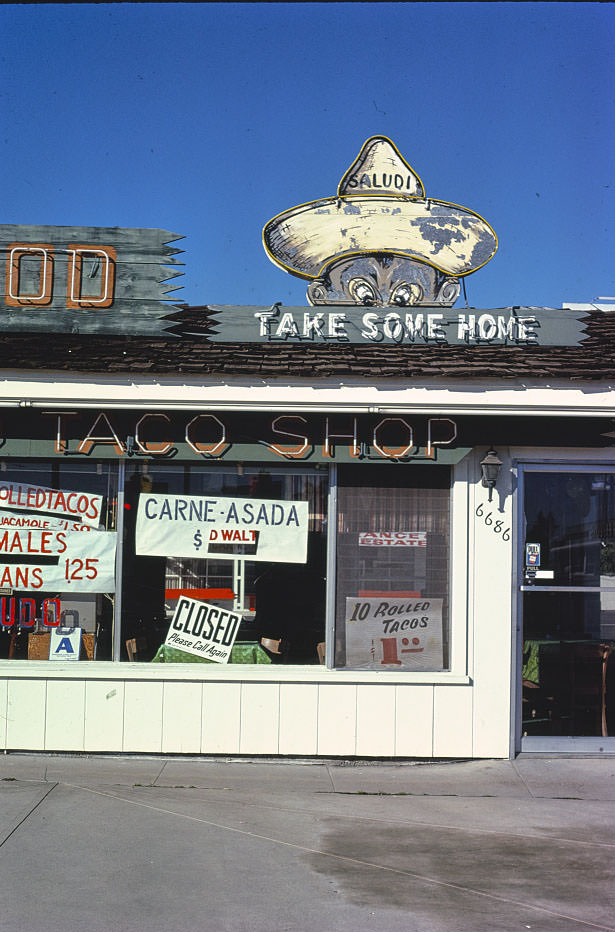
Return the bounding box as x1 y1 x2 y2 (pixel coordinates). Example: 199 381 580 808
0 753 614 932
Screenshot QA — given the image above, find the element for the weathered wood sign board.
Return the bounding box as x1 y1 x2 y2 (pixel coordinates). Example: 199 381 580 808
0 225 183 335
206 305 588 346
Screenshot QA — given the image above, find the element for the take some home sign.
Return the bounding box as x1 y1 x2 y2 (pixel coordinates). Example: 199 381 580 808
206 304 587 346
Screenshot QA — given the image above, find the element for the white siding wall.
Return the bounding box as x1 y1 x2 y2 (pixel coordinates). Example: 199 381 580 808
469 447 515 759
84 680 125 751
0 674 486 757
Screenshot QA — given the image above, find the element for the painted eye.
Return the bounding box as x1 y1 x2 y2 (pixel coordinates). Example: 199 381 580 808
349 278 377 305
391 283 422 306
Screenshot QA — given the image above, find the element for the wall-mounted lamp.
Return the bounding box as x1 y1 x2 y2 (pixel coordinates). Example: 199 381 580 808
480 447 502 502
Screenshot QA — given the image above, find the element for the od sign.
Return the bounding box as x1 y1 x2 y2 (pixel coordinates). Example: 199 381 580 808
0 596 60 628
0 225 183 336
5 243 115 308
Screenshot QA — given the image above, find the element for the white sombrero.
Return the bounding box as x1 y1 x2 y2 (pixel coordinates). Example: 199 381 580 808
263 136 498 280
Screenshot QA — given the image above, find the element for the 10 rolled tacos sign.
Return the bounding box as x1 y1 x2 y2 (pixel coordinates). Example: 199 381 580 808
0 137 587 345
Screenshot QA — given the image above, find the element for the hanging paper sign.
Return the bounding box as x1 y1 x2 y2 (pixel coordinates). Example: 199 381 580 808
0 483 102 526
359 532 427 547
345 596 443 671
0 530 116 592
165 596 241 663
0 510 95 532
135 494 309 563
49 627 82 661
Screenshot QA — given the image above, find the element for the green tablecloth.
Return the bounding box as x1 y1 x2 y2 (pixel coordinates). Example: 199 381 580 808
522 639 550 685
152 641 272 665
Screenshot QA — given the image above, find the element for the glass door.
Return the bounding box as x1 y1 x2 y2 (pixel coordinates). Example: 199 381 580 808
520 468 615 749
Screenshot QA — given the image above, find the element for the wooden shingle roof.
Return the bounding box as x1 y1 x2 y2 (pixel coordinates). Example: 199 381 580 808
0 306 612 381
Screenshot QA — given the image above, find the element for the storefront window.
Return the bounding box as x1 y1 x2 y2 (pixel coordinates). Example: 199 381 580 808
334 465 450 670
0 460 118 661
122 463 328 665
0 456 452 671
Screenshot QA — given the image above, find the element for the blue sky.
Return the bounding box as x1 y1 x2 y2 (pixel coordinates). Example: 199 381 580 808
2 2 613 309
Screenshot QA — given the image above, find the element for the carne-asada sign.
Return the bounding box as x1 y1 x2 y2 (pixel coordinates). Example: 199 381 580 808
136 494 309 563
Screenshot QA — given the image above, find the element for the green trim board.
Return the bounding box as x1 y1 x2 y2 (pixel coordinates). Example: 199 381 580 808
0 410 610 464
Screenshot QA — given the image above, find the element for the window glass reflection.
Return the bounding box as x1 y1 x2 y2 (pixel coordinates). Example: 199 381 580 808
523 472 615 738
524 473 615 587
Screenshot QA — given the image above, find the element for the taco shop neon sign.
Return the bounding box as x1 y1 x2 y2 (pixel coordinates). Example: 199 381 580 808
39 411 458 461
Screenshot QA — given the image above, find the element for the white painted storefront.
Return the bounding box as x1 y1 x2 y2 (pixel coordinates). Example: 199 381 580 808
0 374 613 758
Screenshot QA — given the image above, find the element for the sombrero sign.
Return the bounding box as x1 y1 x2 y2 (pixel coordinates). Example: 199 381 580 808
263 135 498 308
206 137 587 347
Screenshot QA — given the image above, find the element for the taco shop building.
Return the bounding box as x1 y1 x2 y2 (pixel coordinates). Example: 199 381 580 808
1 136 614 758
0 358 614 758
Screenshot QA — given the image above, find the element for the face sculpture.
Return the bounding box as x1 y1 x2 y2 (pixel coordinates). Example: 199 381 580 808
306 255 461 308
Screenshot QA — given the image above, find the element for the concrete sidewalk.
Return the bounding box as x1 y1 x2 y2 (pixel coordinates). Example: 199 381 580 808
0 754 614 931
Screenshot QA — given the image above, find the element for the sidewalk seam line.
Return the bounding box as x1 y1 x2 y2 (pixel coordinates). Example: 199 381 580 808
153 760 167 786
511 759 536 798
0 782 58 850
93 783 615 850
